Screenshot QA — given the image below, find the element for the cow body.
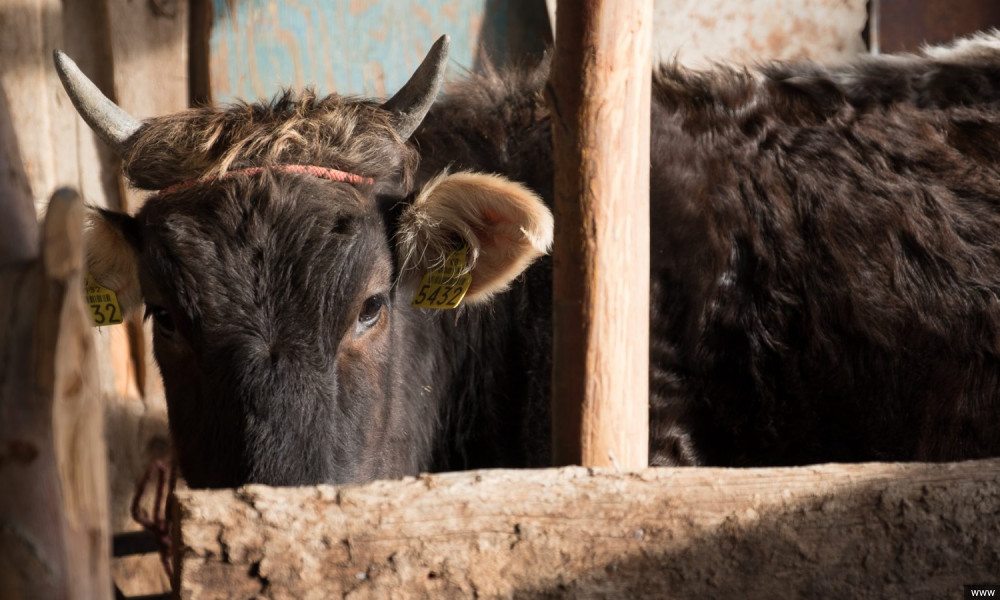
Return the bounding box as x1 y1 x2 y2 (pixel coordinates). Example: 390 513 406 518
63 33 1000 487
418 38 1000 468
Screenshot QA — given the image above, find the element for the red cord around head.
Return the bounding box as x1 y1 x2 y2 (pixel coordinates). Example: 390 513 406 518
157 164 375 196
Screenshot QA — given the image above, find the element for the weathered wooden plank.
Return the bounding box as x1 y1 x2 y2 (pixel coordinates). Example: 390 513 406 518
1 1 177 596
0 0 61 210
0 0 125 211
105 0 189 212
100 1 188 595
99 0 187 414
0 0 139 438
44 189 112 600
0 81 37 264
59 0 125 213
549 1 651 468
175 461 1000 599
0 75 51 597
0 187 111 600
0 238 61 600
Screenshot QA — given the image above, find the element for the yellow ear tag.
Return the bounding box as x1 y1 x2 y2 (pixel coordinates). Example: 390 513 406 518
411 246 473 309
85 273 124 327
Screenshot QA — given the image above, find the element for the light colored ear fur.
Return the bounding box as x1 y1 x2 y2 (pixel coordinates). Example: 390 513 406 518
84 210 142 318
397 171 553 302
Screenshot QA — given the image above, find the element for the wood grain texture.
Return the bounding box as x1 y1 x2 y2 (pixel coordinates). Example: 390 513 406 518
102 2 187 594
0 188 111 600
0 1 181 593
549 0 651 469
105 0 189 213
0 0 125 211
0 0 63 211
175 461 1000 599
0 80 38 264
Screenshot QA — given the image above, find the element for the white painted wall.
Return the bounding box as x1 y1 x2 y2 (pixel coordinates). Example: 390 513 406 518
546 0 869 66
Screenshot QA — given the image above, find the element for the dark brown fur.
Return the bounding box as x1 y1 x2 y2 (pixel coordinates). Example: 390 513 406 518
415 37 1000 466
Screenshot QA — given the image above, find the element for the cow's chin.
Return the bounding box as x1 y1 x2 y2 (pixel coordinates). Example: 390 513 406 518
174 441 365 490
176 450 364 490
165 399 361 490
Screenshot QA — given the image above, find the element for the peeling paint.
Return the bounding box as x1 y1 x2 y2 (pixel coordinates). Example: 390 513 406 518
651 0 868 66
210 0 491 101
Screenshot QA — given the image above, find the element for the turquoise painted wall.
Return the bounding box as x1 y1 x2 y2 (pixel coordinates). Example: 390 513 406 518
209 0 550 103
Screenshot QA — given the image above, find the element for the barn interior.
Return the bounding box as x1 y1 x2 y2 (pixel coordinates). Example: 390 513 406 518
2 1 1000 598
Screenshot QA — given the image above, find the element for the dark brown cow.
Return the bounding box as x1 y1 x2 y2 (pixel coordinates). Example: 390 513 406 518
59 32 1000 488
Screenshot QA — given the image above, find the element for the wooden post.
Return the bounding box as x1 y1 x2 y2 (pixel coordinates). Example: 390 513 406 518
0 2 184 595
0 84 111 597
549 2 652 468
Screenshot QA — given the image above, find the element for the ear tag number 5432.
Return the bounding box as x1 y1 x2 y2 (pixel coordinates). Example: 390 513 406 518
86 273 124 326
412 246 472 309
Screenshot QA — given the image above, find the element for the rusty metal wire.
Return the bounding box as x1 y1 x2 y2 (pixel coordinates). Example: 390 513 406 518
130 459 178 580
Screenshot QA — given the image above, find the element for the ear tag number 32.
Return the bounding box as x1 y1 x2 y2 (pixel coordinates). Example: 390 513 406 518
86 273 124 326
412 246 472 309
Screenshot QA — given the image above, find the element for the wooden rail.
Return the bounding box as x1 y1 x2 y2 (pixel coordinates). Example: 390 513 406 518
174 460 1000 598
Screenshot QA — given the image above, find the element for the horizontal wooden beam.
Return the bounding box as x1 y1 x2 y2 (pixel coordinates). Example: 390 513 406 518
174 460 1000 598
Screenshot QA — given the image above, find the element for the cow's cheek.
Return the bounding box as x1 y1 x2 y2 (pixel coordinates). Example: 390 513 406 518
334 318 393 475
152 338 214 475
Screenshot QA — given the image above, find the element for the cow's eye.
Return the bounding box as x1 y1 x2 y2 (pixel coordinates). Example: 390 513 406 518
358 295 384 328
144 305 176 335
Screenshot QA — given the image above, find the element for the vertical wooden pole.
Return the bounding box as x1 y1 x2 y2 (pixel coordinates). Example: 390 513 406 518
0 184 111 599
0 75 110 600
549 1 651 469
43 189 113 600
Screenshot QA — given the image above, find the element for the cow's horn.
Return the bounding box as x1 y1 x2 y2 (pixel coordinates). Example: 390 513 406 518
53 50 141 155
382 35 449 140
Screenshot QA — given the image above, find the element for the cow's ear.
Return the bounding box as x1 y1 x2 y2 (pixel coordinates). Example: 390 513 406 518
397 171 553 303
85 208 143 317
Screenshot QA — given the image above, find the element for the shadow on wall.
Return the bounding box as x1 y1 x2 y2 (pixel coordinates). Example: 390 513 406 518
0 2 184 77
0 1 127 213
476 0 552 71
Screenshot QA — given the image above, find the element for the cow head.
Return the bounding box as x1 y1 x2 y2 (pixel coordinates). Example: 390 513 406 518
57 37 553 488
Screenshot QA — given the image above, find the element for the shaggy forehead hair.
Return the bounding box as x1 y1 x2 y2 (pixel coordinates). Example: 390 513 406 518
121 90 420 192
138 172 387 334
